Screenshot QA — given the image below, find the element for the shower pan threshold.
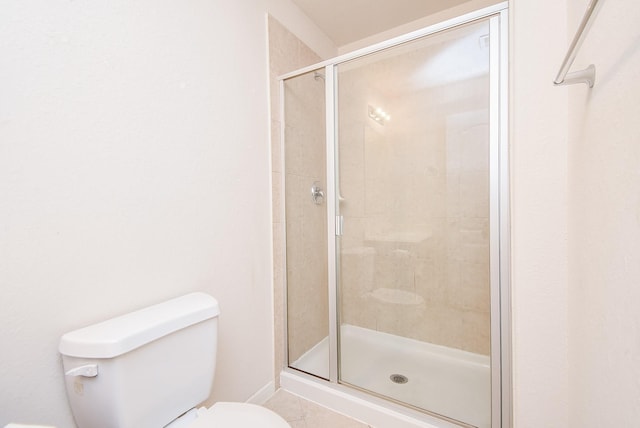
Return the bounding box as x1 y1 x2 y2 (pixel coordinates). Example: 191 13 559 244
288 324 490 428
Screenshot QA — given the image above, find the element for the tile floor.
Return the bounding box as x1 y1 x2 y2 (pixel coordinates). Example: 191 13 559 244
263 389 373 428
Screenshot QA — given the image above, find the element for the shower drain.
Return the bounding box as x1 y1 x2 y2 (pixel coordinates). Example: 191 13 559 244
389 374 408 384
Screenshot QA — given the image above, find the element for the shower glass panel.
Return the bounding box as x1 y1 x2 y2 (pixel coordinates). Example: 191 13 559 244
336 19 492 427
283 69 329 379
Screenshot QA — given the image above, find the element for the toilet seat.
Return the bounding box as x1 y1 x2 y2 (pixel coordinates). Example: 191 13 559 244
189 403 290 428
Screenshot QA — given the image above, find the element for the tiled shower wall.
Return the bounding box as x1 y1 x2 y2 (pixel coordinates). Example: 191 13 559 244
268 17 325 384
337 64 491 355
271 17 492 378
282 72 328 363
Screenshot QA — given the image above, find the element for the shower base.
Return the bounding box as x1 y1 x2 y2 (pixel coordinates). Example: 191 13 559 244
290 324 490 428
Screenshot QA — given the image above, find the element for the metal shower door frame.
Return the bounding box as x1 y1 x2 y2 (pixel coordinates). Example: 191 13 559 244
279 3 510 427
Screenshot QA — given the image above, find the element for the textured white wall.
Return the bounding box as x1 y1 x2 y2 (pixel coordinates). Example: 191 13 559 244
510 0 570 427
0 0 327 426
567 0 640 426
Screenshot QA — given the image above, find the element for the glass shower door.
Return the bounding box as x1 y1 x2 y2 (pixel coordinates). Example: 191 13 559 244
336 19 493 427
283 68 330 380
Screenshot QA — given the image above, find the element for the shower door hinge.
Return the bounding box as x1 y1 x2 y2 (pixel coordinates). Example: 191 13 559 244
335 215 344 236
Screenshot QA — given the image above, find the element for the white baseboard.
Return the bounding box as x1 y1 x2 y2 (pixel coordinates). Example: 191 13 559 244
246 380 276 405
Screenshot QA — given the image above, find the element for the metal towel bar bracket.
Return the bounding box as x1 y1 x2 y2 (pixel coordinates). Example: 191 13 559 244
554 0 600 88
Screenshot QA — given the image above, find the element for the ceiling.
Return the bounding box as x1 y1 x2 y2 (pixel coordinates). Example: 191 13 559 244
290 0 473 47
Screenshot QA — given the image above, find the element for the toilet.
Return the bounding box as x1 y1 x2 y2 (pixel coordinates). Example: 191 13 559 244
58 292 290 428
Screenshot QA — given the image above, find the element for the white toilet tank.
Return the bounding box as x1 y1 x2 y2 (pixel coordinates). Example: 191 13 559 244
59 293 220 428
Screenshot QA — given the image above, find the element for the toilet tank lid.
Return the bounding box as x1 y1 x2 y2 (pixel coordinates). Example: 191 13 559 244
59 292 220 359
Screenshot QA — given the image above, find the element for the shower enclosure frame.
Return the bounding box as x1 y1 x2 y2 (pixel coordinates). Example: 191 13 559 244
278 3 510 427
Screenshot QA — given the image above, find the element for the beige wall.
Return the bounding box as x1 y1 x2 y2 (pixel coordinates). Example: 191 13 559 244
510 0 570 427
511 0 640 426
0 1 328 426
567 1 640 427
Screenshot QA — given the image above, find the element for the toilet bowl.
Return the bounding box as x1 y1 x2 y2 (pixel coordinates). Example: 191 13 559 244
186 403 289 428
58 293 289 428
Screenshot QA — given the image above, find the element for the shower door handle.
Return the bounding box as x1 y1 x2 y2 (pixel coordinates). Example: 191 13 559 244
336 216 344 236
311 182 325 205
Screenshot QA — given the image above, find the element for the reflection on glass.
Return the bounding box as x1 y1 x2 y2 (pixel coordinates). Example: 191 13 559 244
336 20 492 427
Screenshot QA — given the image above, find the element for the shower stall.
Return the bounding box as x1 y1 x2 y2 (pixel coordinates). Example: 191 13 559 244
277 4 509 428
